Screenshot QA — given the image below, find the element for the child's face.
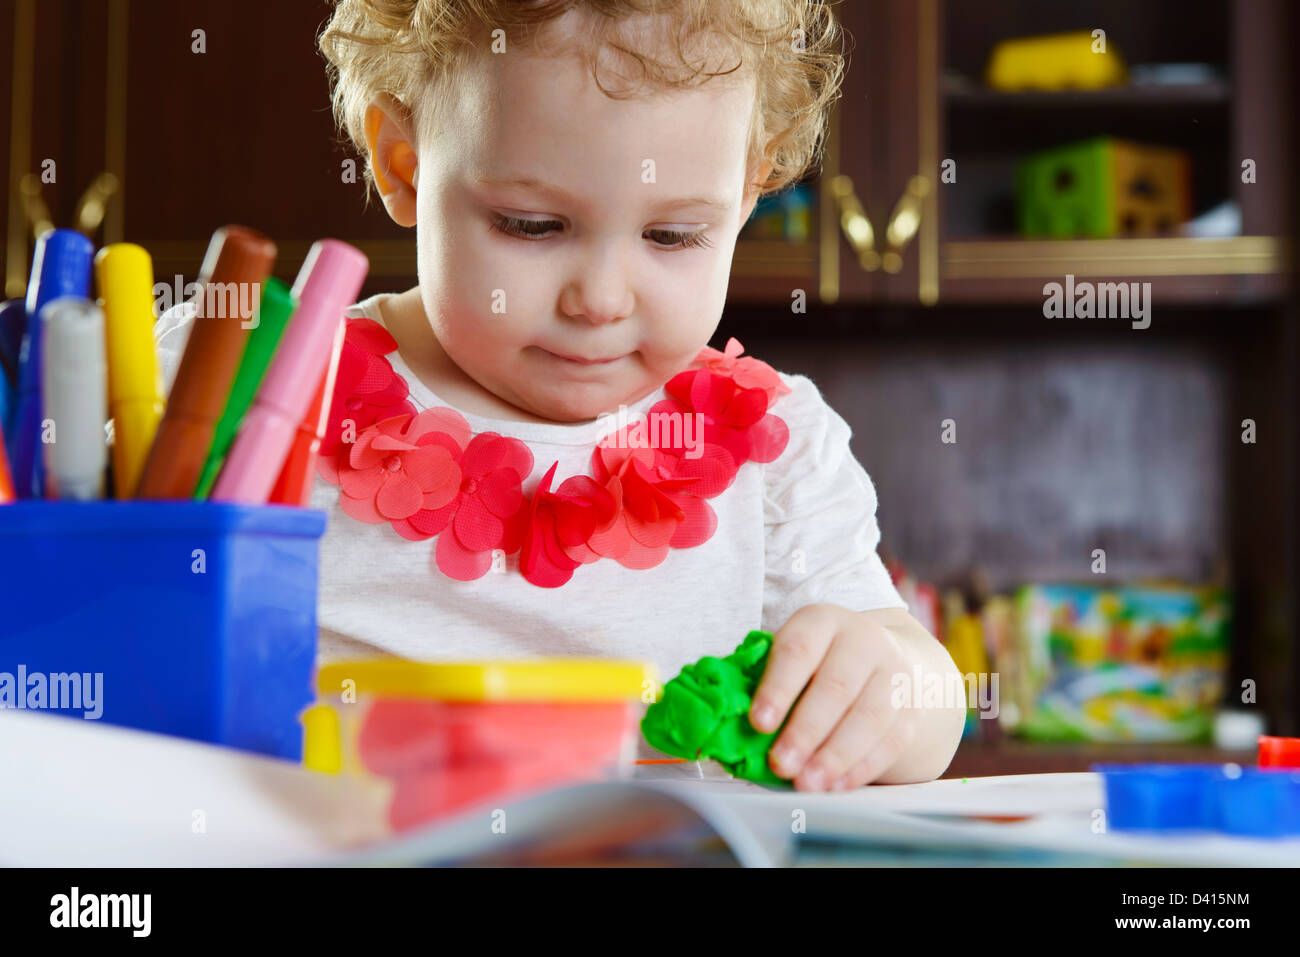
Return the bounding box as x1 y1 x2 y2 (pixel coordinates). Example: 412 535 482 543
369 20 766 422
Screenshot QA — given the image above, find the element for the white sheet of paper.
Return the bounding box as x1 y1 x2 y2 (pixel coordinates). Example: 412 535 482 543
0 709 392 866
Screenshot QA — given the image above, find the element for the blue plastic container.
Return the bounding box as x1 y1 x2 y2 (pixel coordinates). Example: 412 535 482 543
1094 763 1223 831
1217 768 1300 837
0 501 326 760
1096 763 1300 837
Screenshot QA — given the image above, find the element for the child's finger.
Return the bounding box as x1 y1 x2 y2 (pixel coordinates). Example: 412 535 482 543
837 715 918 789
749 604 839 735
796 669 898 790
766 622 875 783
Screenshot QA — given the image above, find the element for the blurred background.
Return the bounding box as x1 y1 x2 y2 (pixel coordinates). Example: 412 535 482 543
2 0 1296 774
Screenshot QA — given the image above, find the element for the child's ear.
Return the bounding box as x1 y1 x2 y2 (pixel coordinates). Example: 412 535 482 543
364 95 420 226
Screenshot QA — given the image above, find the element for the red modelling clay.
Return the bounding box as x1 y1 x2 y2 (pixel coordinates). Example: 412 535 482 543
354 699 636 830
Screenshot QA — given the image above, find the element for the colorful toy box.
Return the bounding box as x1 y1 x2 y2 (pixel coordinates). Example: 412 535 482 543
1004 584 1229 743
1016 138 1191 238
301 658 656 830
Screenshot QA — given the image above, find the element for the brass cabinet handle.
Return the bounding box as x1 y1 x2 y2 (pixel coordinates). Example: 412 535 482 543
881 175 930 273
19 174 54 239
74 172 120 235
18 171 119 241
826 174 881 272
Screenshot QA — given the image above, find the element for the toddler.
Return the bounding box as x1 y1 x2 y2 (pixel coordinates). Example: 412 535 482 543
156 0 965 789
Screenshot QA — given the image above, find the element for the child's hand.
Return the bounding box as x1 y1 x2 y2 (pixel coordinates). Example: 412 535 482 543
748 603 963 790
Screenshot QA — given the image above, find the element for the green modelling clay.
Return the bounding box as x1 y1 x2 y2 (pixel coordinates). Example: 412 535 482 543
641 630 790 787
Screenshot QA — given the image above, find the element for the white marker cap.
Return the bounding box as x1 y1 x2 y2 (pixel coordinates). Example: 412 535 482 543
41 296 108 500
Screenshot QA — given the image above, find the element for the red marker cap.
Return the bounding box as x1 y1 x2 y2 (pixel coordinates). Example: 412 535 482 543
1258 735 1300 769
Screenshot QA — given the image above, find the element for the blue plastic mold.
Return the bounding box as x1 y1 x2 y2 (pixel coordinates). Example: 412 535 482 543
0 501 326 760
1096 763 1300 838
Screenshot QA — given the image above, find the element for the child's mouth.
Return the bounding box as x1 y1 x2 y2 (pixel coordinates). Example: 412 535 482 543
540 348 627 366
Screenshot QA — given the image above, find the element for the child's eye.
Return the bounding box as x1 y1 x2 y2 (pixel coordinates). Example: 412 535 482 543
490 214 712 251
645 228 714 251
490 214 561 240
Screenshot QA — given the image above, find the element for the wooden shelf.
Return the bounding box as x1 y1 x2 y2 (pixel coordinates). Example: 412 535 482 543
731 238 816 277
728 238 818 302
943 80 1232 110
941 236 1287 279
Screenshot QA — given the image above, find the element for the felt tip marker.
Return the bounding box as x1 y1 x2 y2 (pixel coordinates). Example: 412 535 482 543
212 240 368 505
193 276 297 500
0 298 24 388
10 229 95 497
0 298 25 439
135 225 276 499
41 297 108 500
267 314 346 506
94 243 165 499
0 422 14 503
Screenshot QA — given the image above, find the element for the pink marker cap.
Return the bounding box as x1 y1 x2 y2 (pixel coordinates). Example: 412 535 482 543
211 240 368 504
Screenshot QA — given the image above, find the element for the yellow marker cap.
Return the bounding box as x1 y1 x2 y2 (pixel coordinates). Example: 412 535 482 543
315 658 658 702
95 243 163 499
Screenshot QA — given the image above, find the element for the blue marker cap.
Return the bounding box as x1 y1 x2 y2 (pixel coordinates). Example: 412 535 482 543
9 229 94 497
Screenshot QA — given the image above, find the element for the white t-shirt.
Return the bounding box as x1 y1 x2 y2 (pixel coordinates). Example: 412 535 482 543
154 293 905 681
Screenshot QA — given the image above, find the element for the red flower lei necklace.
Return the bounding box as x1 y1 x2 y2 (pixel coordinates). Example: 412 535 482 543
316 317 792 588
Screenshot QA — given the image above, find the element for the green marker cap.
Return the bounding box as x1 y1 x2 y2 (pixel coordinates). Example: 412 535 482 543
193 276 297 499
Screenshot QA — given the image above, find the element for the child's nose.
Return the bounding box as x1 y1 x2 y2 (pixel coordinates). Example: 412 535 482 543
562 252 635 325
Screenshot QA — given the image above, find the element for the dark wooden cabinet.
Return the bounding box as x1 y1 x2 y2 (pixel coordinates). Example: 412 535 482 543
9 0 1289 307
734 0 1294 308
3 0 413 301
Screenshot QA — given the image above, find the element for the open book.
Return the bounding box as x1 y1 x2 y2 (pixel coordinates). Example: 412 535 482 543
334 769 1300 867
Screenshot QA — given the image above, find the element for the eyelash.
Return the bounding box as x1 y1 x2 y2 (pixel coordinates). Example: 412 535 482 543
489 214 714 250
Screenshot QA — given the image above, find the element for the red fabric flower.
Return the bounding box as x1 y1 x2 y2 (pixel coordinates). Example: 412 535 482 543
321 317 417 456
519 463 617 588
692 337 792 406
572 434 716 566
404 431 534 581
650 368 790 489
604 414 739 499
323 410 464 524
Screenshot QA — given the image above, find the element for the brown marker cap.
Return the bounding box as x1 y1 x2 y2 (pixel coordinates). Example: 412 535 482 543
136 225 276 499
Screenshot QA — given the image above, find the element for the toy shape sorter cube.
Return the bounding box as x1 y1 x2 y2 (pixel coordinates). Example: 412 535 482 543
1016 138 1191 239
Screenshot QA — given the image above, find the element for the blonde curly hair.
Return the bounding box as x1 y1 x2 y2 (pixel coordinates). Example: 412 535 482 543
318 0 846 205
